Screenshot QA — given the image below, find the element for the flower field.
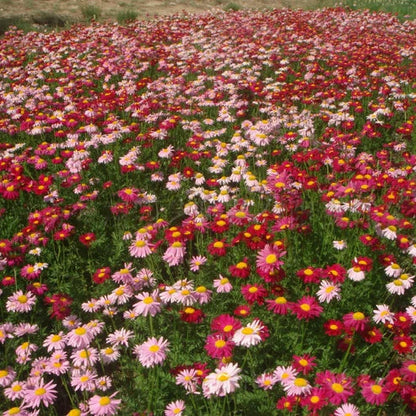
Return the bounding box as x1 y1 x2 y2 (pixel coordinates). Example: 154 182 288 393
0 6 416 416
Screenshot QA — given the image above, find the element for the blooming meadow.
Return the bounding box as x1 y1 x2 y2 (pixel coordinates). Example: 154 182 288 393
0 6 416 416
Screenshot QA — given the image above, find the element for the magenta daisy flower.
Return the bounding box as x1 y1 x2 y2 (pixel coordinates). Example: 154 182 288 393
291 296 323 320
204 334 235 359
343 311 369 332
256 243 286 273
361 379 389 405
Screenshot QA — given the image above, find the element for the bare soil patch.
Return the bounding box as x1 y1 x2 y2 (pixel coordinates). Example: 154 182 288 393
0 0 330 23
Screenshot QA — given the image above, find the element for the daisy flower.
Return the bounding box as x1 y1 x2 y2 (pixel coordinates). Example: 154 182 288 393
202 363 241 397
333 403 360 416
255 372 278 390
291 296 323 320
213 275 233 293
6 290 37 313
361 379 389 405
0 367 16 387
67 326 94 349
282 376 312 396
133 336 170 368
88 392 121 416
232 320 263 347
317 280 341 303
133 292 162 317
106 328 134 347
23 378 57 408
164 400 185 416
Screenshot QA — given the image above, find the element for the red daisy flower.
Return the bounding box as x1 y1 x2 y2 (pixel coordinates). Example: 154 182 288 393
234 304 251 317
179 307 204 323
207 239 228 256
93 267 111 284
393 335 413 354
292 354 317 375
324 319 345 337
361 379 389 405
229 258 251 278
79 232 96 247
241 283 268 305
291 296 323 320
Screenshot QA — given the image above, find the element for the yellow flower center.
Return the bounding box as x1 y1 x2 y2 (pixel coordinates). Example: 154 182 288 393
35 387 46 396
215 340 226 348
352 312 364 321
331 383 344 393
99 397 111 406
135 240 146 247
0 370 8 378
294 377 308 387
143 296 154 304
248 286 258 293
275 297 287 304
75 327 86 336
149 345 160 353
17 295 28 304
217 373 230 382
408 364 416 373
300 303 311 312
371 385 382 394
223 325 233 332
241 327 254 335
265 254 277 264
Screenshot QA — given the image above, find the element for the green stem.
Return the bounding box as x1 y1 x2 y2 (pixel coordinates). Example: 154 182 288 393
337 334 354 373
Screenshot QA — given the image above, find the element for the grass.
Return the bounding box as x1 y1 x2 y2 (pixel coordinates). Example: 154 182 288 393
116 9 139 23
80 4 103 21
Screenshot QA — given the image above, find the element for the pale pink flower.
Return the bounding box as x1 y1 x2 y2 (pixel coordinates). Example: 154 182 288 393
317 280 341 303
282 376 312 396
232 320 263 347
43 332 67 352
23 378 57 408
162 241 186 266
0 367 16 387
189 255 207 272
164 400 185 416
71 347 99 368
202 363 241 397
6 290 36 313
70 369 97 392
213 275 233 293
373 304 394 324
133 336 170 368
88 392 121 415
128 239 153 258
106 329 134 347
333 403 360 416
133 291 161 317
67 326 94 349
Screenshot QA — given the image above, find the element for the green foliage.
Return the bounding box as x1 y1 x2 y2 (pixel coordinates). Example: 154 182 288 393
116 9 139 24
80 4 102 21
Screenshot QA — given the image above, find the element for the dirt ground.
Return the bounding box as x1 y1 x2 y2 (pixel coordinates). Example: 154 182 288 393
0 0 333 22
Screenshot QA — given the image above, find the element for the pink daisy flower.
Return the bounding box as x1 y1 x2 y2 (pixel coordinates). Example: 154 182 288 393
333 403 360 416
128 239 153 258
343 311 369 332
67 326 94 349
256 243 286 273
164 399 185 416
232 320 263 347
6 290 37 313
133 291 161 317
133 336 170 368
255 372 278 390
282 376 312 396
202 362 241 397
23 378 57 408
162 241 186 266
88 392 121 416
361 379 389 405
